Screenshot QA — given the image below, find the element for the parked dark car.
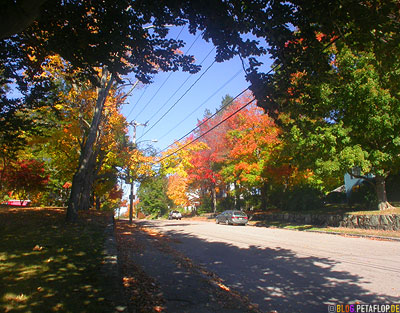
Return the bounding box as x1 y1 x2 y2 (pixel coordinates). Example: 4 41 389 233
215 210 248 225
168 210 182 220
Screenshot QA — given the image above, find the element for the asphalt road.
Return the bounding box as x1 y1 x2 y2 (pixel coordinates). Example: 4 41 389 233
137 219 400 313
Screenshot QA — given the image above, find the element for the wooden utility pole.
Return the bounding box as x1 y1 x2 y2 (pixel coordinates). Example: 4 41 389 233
128 120 147 224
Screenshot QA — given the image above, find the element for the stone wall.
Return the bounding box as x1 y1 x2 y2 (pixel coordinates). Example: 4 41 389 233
251 213 400 231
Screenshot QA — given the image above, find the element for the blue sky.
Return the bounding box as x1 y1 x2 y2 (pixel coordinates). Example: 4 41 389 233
120 26 272 154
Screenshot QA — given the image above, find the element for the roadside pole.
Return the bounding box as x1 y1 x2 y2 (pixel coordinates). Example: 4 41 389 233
128 120 147 224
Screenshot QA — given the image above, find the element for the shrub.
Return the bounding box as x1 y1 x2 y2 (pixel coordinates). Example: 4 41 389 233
270 185 324 211
217 196 235 212
348 181 377 209
197 196 213 214
285 186 324 211
324 191 347 204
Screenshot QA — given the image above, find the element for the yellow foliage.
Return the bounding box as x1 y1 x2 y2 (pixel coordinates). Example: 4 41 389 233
160 139 208 177
129 150 155 179
167 174 190 207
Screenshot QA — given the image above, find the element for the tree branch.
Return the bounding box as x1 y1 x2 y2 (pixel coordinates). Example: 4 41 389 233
0 0 48 39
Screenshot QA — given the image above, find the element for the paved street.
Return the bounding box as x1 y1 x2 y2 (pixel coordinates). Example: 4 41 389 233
136 219 400 313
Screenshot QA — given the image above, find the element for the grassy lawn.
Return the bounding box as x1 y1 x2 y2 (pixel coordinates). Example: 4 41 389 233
346 207 400 215
249 220 400 239
246 203 400 238
322 203 400 215
251 203 400 216
0 207 115 313
310 226 400 238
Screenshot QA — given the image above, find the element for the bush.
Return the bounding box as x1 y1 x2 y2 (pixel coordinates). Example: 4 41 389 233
286 186 324 211
197 196 213 214
242 191 262 211
270 185 324 211
216 196 235 212
348 181 377 209
324 191 347 204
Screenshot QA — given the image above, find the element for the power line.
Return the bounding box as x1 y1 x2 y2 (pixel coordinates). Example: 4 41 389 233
157 97 257 163
133 31 202 121
133 73 173 121
125 25 186 120
156 34 344 161
158 67 244 142
158 86 249 154
126 85 148 120
145 47 215 125
157 58 250 149
138 56 217 141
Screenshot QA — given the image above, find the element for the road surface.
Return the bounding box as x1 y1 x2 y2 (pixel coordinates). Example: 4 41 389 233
137 219 400 313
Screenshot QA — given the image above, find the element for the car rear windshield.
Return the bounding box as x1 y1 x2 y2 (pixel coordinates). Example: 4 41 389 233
232 211 246 216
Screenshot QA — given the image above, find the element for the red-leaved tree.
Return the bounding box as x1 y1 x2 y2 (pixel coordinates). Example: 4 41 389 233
2 159 49 203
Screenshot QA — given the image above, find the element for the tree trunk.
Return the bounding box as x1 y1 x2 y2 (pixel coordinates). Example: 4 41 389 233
375 174 394 211
80 171 93 211
95 196 101 211
129 174 134 224
66 67 114 222
81 149 103 211
66 171 82 222
260 181 268 211
212 186 217 214
234 182 241 210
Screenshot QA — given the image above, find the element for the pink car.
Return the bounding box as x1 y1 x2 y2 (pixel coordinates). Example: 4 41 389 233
4 199 31 206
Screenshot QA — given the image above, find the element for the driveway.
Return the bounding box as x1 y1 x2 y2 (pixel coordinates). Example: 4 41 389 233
136 219 400 313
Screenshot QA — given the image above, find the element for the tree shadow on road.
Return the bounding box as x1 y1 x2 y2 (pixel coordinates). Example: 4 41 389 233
136 221 399 313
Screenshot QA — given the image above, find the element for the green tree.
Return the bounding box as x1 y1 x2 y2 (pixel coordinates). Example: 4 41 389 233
228 0 399 210
246 1 400 110
279 42 400 210
218 94 235 113
137 175 172 217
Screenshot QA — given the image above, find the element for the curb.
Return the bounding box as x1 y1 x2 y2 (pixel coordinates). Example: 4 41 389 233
306 229 400 242
102 216 128 312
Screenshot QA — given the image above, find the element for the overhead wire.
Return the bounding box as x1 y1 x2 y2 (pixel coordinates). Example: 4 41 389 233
145 46 215 124
158 67 244 142
157 96 257 163
125 25 186 120
158 86 249 154
137 54 217 141
157 58 251 152
155 31 345 163
133 30 202 121
125 85 148 120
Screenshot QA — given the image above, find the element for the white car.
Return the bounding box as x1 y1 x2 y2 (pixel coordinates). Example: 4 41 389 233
168 210 182 220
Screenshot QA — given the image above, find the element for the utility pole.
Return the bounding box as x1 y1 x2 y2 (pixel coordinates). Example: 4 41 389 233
128 120 147 224
130 120 147 146
128 173 134 222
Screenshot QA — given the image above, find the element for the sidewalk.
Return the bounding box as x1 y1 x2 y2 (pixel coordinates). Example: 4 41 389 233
114 220 261 313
